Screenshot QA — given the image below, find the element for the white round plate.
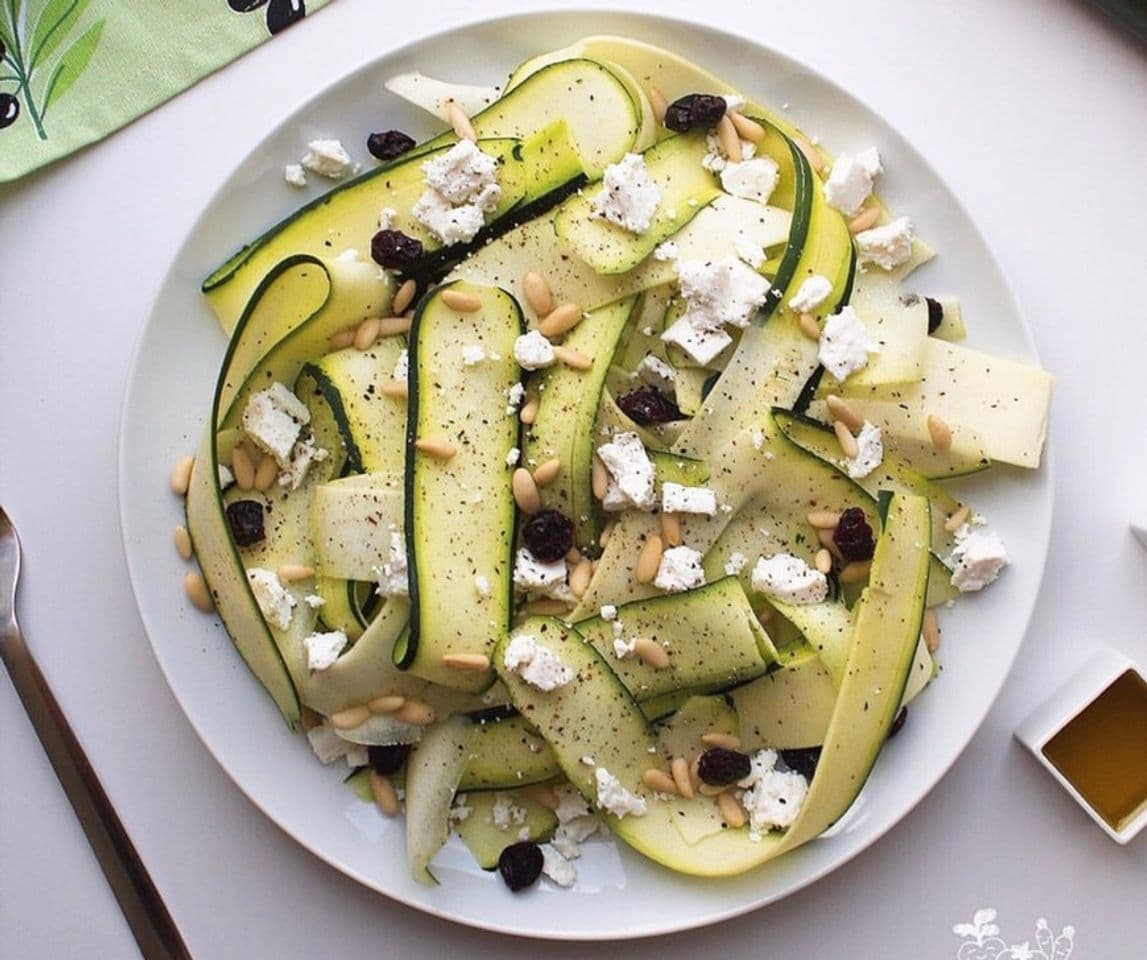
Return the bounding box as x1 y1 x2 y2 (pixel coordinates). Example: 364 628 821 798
119 10 1052 940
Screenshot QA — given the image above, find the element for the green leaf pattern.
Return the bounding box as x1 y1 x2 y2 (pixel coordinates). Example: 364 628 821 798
42 15 98 112
29 0 90 69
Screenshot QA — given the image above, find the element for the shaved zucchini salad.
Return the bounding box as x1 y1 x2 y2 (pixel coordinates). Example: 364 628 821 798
181 35 1052 890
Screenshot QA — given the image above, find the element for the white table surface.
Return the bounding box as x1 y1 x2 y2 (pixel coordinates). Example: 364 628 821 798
2 0 1145 956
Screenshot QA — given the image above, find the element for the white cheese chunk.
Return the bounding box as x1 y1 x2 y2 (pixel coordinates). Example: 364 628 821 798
734 236 767 269
392 349 409 382
855 216 914 270
949 523 1009 592
737 748 808 836
306 723 351 765
473 575 491 598
492 792 528 830
720 156 780 203
724 551 749 576
541 845 577 887
551 785 599 858
661 482 717 516
788 274 833 313
594 766 647 818
818 305 878 381
372 531 409 598
846 421 884 479
636 354 676 395
421 139 501 205
304 630 349 672
412 188 486 245
592 153 661 234
823 147 882 216
283 163 307 187
301 139 352 179
612 635 638 659
750 554 827 605
654 546 706 593
653 240 678 261
600 604 618 621
502 634 574 692
246 567 296 630
504 382 525 415
677 255 771 330
505 447 520 468
512 548 568 593
304 594 325 609
661 314 733 366
242 382 309 466
513 330 555 370
596 432 656 511
217 464 234 489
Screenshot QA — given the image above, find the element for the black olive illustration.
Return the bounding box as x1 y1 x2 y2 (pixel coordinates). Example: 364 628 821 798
228 0 268 10
226 0 305 35
0 93 19 130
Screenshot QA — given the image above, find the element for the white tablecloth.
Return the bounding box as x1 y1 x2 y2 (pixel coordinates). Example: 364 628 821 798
2 0 1144 955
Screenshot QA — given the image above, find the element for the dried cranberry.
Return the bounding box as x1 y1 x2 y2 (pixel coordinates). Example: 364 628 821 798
888 706 908 739
780 747 822 780
697 747 752 786
663 93 728 133
367 130 416 162
497 841 543 891
833 507 875 562
367 743 411 775
616 386 683 426
522 509 574 563
925 297 944 334
225 499 265 547
371 229 423 271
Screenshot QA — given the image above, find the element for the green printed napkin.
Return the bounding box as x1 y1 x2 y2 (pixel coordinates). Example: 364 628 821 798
0 0 336 183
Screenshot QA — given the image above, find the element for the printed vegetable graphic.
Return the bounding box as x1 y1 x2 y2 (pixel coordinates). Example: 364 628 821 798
953 910 1075 960
227 0 306 36
0 0 106 139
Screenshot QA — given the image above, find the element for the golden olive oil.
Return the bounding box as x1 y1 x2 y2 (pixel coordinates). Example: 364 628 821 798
1042 670 1147 831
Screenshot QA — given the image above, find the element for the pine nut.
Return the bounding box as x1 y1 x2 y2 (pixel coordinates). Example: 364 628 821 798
381 379 408 398
660 511 682 547
599 525 613 548
522 271 553 316
807 509 842 529
826 395 865 433
698 781 728 797
798 312 821 340
170 455 194 496
671 756 694 798
441 652 491 671
447 102 477 142
818 528 842 559
184 571 214 612
793 133 824 173
392 278 417 315
526 598 571 615
173 525 193 561
553 345 592 370
277 563 314 582
231 445 255 490
370 771 401 817
834 420 859 459
538 303 583 337
649 86 668 124
634 636 670 670
944 503 971 533
532 458 562 486
354 316 381 350
634 535 664 585
701 732 742 751
519 395 539 425
839 560 872 584
367 695 406 715
716 114 742 162
717 790 746 828
512 468 542 514
440 288 482 312
848 206 881 233
927 413 953 452
923 608 941 652
415 437 457 460
642 768 678 794
329 328 355 350
815 548 833 574
393 699 436 726
330 705 371 730
569 558 593 598
592 455 609 500
377 315 412 337
729 111 766 143
254 453 279 491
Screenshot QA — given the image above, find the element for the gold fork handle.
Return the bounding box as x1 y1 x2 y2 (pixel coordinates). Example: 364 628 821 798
2 625 192 960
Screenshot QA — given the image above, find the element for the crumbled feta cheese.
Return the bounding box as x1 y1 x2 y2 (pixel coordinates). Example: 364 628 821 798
823 148 882 216
612 635 637 659
502 634 574 692
818 305 877 381
513 330 555 370
724 551 749 576
246 568 296 629
750 429 765 450
504 381 525 414
636 354 676 395
949 523 1009 592
301 139 352 179
734 236 767 269
738 748 808 836
378 206 397 230
372 531 408 598
661 315 732 366
461 343 487 366
788 274 833 313
412 188 487 245
304 630 349 672
492 793 528 830
600 604 618 622
306 723 351 765
541 845 577 887
592 153 661 234
593 766 647 818
855 216 914 270
304 594 325 609
474 575 491 598
750 554 827 605
662 482 718 516
334 248 360 263
702 133 728 174
653 240 678 261
505 447 521 468
846 421 884 479
654 546 706 593
448 798 473 825
512 548 567 593
344 744 369 769
720 156 780 203
551 785 599 858
217 464 234 489
723 93 746 113
421 139 501 205
677 255 771 330
284 163 307 187
241 382 327 489
596 432 656 511
392 349 409 382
